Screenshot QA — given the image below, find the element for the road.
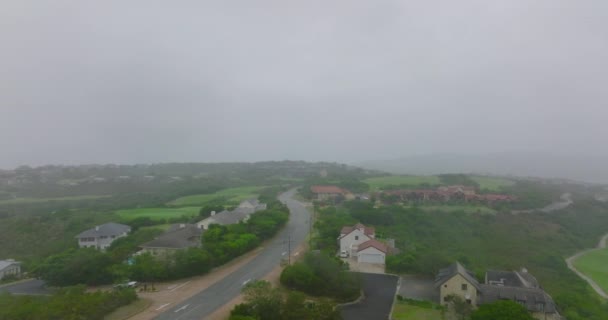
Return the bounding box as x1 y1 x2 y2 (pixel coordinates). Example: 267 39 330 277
565 232 608 299
341 273 399 320
154 189 311 320
0 279 50 295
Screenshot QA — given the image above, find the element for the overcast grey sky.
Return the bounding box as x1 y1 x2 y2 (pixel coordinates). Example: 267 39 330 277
1 0 607 168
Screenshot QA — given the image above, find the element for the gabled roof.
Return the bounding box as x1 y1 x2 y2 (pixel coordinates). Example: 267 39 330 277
435 262 481 290
0 260 20 271
357 239 388 254
340 223 375 237
478 284 557 313
141 224 202 249
75 222 131 238
311 185 345 194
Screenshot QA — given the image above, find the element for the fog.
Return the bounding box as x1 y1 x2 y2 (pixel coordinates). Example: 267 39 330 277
1 1 607 169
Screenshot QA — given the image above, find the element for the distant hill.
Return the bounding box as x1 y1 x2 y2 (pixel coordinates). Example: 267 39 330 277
356 153 608 185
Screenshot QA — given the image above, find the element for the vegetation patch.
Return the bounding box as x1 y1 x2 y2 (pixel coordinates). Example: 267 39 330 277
471 176 515 191
573 248 608 295
363 176 440 191
0 195 110 205
115 207 200 222
167 186 263 207
407 205 496 215
392 298 444 320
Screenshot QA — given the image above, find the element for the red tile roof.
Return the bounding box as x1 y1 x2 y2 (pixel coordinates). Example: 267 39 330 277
311 185 345 194
357 239 388 254
340 223 375 237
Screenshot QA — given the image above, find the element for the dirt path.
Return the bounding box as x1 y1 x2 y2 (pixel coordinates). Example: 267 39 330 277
565 233 608 299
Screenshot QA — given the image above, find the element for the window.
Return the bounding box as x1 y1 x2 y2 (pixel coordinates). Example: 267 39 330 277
355 236 359 240
461 284 468 291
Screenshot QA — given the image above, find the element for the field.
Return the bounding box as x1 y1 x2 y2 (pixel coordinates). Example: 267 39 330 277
409 204 496 215
391 300 444 320
471 176 515 191
573 248 608 294
364 176 440 191
0 195 110 205
115 207 201 221
167 186 263 207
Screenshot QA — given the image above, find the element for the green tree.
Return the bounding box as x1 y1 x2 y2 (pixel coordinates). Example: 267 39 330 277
471 300 535 320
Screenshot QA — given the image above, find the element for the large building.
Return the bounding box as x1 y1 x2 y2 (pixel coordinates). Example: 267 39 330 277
436 262 561 320
75 222 131 250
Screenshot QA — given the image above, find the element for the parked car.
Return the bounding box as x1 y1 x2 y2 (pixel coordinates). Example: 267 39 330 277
340 250 349 258
114 281 138 289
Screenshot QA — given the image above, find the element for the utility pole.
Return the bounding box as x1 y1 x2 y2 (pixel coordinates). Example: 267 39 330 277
288 234 291 265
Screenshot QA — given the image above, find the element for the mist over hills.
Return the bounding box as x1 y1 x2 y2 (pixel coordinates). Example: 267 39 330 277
357 153 608 185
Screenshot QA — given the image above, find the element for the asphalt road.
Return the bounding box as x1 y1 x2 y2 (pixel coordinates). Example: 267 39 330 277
341 273 399 320
154 189 311 320
0 279 50 295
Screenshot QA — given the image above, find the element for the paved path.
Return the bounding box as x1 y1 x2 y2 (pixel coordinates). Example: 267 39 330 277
0 279 50 295
565 232 608 299
341 273 399 320
153 189 311 320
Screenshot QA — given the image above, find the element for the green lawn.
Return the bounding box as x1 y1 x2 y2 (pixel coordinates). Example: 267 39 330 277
115 207 201 221
471 176 515 191
0 195 110 205
364 176 440 191
392 300 444 320
573 248 608 294
167 186 263 207
404 204 496 215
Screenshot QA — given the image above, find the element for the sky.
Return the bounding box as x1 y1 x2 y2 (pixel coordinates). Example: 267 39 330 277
1 0 607 168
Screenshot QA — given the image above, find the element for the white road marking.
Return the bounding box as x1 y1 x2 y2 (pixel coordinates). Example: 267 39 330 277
170 280 191 292
174 304 190 313
242 279 251 286
155 303 171 311
281 251 287 256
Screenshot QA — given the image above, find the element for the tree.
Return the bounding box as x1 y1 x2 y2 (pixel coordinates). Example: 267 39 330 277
471 300 535 320
241 280 283 320
446 294 473 320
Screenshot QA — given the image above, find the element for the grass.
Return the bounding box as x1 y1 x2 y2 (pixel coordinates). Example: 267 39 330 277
115 207 201 221
0 195 110 205
392 299 444 320
364 176 440 191
167 186 263 207
471 176 515 191
573 248 608 295
104 298 152 320
411 205 496 215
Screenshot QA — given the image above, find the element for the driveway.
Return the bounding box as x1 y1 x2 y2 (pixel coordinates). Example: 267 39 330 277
342 256 385 274
398 275 438 302
0 279 50 295
341 273 399 320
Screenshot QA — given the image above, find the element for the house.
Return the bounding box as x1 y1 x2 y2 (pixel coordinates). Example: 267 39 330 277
339 223 375 256
140 224 203 257
196 199 266 230
436 262 561 320
0 259 21 280
356 239 389 264
311 185 349 201
75 222 131 250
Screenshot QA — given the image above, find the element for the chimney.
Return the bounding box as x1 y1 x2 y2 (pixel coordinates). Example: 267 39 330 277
211 211 216 216
95 226 99 231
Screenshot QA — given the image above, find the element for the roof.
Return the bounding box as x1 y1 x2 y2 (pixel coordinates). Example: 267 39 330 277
75 222 131 239
340 223 375 237
435 262 481 290
311 185 345 194
478 284 557 313
211 209 250 225
141 224 203 249
357 239 388 254
0 259 20 271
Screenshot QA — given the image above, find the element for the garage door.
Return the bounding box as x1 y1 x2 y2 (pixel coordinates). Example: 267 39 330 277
358 253 384 264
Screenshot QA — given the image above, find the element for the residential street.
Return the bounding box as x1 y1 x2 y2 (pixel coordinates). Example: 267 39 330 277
341 273 399 320
152 189 311 320
0 279 49 295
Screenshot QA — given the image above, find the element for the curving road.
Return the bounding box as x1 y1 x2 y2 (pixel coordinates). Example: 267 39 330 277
565 232 608 299
153 189 311 320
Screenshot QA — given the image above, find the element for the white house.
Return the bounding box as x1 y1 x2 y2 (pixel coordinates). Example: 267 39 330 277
338 223 375 256
196 199 267 230
356 239 388 264
0 259 21 280
75 222 131 250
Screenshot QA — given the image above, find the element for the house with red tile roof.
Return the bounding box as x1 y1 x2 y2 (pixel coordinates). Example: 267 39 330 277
310 185 351 201
339 223 375 256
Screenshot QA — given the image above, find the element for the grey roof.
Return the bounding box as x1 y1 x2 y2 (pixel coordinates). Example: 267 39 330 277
435 262 481 290
141 224 203 249
479 284 557 313
0 260 20 271
486 269 539 288
212 209 250 225
75 222 131 238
